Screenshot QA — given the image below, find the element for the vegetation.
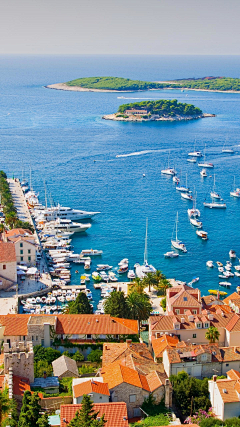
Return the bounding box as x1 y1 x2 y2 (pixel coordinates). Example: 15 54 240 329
66 292 93 314
199 418 240 427
0 171 33 231
104 291 128 318
160 297 166 311
78 364 97 376
118 99 202 117
205 326 220 343
68 394 106 427
131 396 169 427
87 349 103 363
19 391 43 427
172 77 240 91
66 76 167 91
0 389 17 427
170 371 211 416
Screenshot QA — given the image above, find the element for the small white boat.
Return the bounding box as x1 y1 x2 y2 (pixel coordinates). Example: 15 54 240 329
127 270 136 279
181 192 193 200
210 174 221 199
190 217 202 228
161 150 176 176
118 263 128 274
218 267 224 272
173 176 180 183
235 272 240 277
171 212 187 253
203 201 226 209
164 251 179 258
187 158 197 163
176 173 190 193
118 258 129 266
229 250 237 258
235 266 240 271
219 282 232 287
196 229 208 240
219 274 229 279
198 144 214 168
222 139 234 153
188 277 199 287
206 260 214 268
188 140 202 157
108 272 118 282
97 264 112 271
81 249 103 256
200 169 207 177
230 177 240 198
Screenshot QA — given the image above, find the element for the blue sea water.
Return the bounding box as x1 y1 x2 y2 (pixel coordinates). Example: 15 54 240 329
1 54 240 308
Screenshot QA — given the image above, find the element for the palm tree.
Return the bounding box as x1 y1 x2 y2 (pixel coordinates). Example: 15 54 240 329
126 292 152 335
142 272 158 293
128 277 145 295
153 270 171 295
205 326 220 343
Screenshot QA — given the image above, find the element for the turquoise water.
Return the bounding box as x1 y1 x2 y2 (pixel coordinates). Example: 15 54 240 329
1 55 240 308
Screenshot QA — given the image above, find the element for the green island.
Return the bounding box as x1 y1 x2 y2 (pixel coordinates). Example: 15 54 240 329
103 99 215 122
46 75 240 93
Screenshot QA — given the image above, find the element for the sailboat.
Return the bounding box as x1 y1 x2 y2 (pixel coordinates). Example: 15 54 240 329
198 145 214 168
135 218 156 278
230 176 240 198
171 212 187 252
203 198 226 209
210 174 221 199
222 138 234 153
161 150 176 176
176 173 190 193
188 193 202 226
188 139 202 157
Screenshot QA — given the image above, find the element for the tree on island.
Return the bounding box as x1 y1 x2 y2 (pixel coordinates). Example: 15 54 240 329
67 292 93 314
104 291 128 318
68 394 106 427
205 326 220 343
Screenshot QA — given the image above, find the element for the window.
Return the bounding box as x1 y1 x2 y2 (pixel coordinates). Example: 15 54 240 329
20 250 23 255
99 396 102 399
226 363 229 367
23 336 25 341
175 309 180 315
87 334 92 339
20 257 23 261
129 394 136 403
202 354 207 361
184 309 188 314
41 339 44 346
20 243 23 248
192 310 197 315
204 323 209 328
28 256 31 261
32 336 34 341
3 265 6 270
28 249 31 254
174 323 180 330
183 297 188 301
197 323 202 328
193 334 196 338
36 336 38 341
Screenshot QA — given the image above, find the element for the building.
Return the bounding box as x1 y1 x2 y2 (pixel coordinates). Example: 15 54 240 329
162 343 240 378
31 375 60 394
4 341 34 384
0 242 17 290
52 355 79 379
209 370 240 420
72 378 109 404
102 340 154 368
9 237 36 266
223 292 240 306
0 314 138 347
4 228 34 240
151 334 179 362
166 284 202 315
60 402 129 427
125 109 149 115
149 311 240 347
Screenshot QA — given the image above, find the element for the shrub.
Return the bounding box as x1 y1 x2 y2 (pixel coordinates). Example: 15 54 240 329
72 351 84 362
87 349 103 363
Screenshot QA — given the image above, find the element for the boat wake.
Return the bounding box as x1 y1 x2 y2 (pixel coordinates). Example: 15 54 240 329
116 149 165 158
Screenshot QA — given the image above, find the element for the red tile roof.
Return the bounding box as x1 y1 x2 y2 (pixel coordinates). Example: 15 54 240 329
2 314 30 336
102 342 153 367
152 334 179 358
0 242 16 263
223 292 240 305
60 403 128 427
225 314 240 332
227 369 240 380
13 375 31 396
0 375 5 391
73 380 110 398
56 315 138 335
5 228 32 237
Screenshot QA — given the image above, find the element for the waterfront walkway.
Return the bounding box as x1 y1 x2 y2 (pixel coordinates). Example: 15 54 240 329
7 178 33 224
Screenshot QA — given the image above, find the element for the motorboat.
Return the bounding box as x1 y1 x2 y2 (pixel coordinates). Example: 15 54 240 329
127 270 136 279
203 201 226 208
84 261 91 270
118 263 128 274
44 218 91 233
92 272 101 281
118 258 129 266
171 212 187 253
181 192 193 200
219 274 229 279
188 277 199 287
196 229 208 240
190 217 202 228
229 250 237 259
161 150 176 176
198 144 214 168
164 251 179 258
206 260 214 268
188 196 200 218
33 204 100 221
218 267 224 272
210 174 221 199
200 169 207 177
97 264 112 271
81 249 103 256
208 290 227 296
217 261 223 267
108 272 118 282
219 282 232 287
235 272 240 277
230 177 240 198
99 271 109 282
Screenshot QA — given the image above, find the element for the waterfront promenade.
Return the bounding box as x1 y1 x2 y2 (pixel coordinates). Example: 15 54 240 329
7 178 33 224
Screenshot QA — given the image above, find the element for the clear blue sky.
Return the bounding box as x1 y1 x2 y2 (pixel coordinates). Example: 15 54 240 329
0 0 239 55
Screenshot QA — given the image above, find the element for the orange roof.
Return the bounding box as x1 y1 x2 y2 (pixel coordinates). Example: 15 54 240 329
225 314 240 332
3 314 30 336
8 236 36 246
0 375 5 391
0 242 16 263
152 334 179 358
60 403 128 427
56 315 138 335
227 369 240 380
73 380 110 398
215 379 240 403
5 228 32 237
223 292 240 305
13 375 31 396
102 342 153 367
168 289 201 308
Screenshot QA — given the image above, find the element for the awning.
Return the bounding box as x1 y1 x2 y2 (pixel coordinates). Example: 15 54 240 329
26 267 38 275
17 270 26 275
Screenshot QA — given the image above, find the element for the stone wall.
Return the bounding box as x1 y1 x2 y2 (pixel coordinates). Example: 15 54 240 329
4 341 34 383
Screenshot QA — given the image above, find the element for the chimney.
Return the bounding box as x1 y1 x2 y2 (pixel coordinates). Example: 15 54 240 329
126 339 132 344
139 350 143 357
180 317 185 324
43 371 47 379
104 344 108 351
213 375 217 382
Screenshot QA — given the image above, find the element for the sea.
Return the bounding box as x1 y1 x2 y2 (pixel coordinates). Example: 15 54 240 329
1 54 240 309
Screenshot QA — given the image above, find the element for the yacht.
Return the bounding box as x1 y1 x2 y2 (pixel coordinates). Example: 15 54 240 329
127 270 136 279
222 139 234 153
96 264 112 271
118 263 128 274
176 173 190 192
44 218 91 233
203 201 226 209
188 195 201 218
210 174 221 199
206 260 214 268
200 169 207 177
135 218 156 278
230 177 240 198
190 217 202 228
161 150 176 176
164 251 179 258
171 212 187 253
34 204 100 221
188 139 202 157
196 229 208 240
198 145 214 168
187 158 197 163
181 192 193 200
81 249 103 256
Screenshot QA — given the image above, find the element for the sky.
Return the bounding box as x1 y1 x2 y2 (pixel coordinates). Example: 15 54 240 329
0 0 240 55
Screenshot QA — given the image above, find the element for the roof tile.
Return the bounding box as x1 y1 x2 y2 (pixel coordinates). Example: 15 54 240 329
60 403 128 427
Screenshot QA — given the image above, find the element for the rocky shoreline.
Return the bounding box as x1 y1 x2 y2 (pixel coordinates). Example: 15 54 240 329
45 83 138 93
102 113 215 122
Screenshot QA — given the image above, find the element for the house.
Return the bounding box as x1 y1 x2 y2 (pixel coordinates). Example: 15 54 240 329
209 370 240 420
149 311 240 346
72 378 109 404
0 314 138 348
60 402 129 427
151 334 179 362
0 242 17 290
162 343 240 378
8 237 36 266
201 295 225 310
125 109 149 115
101 360 170 418
52 355 79 379
166 284 202 315
4 228 34 240
223 292 240 306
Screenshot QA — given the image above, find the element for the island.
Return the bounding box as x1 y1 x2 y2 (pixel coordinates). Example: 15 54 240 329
46 76 240 93
102 99 215 122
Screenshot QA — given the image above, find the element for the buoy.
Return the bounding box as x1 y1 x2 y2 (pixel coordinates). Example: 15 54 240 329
143 174 145 177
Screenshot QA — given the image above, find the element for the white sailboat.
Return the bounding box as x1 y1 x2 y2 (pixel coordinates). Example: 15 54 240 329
176 173 190 192
161 150 176 176
181 192 193 200
188 194 201 218
230 176 240 198
198 145 214 168
188 139 202 157
200 169 207 177
203 199 226 209
171 212 187 252
135 218 156 278
222 138 234 153
210 174 221 199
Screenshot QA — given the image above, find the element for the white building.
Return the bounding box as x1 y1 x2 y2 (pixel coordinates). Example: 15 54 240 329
209 370 240 421
72 377 109 404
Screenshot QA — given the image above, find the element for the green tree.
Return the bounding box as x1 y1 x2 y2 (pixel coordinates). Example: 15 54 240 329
68 394 106 427
104 291 128 318
205 326 220 343
126 292 152 334
142 273 158 292
87 349 102 363
68 292 93 314
34 359 53 378
0 389 15 426
34 345 61 364
27 392 42 427
160 297 166 312
153 270 171 296
128 277 145 295
37 412 50 427
72 351 84 362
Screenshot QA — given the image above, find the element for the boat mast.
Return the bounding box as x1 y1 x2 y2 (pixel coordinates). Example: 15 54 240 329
29 166 32 190
175 212 178 242
144 218 148 264
44 180 47 208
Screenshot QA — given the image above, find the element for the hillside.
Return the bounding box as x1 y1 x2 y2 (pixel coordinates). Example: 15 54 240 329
66 76 166 91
